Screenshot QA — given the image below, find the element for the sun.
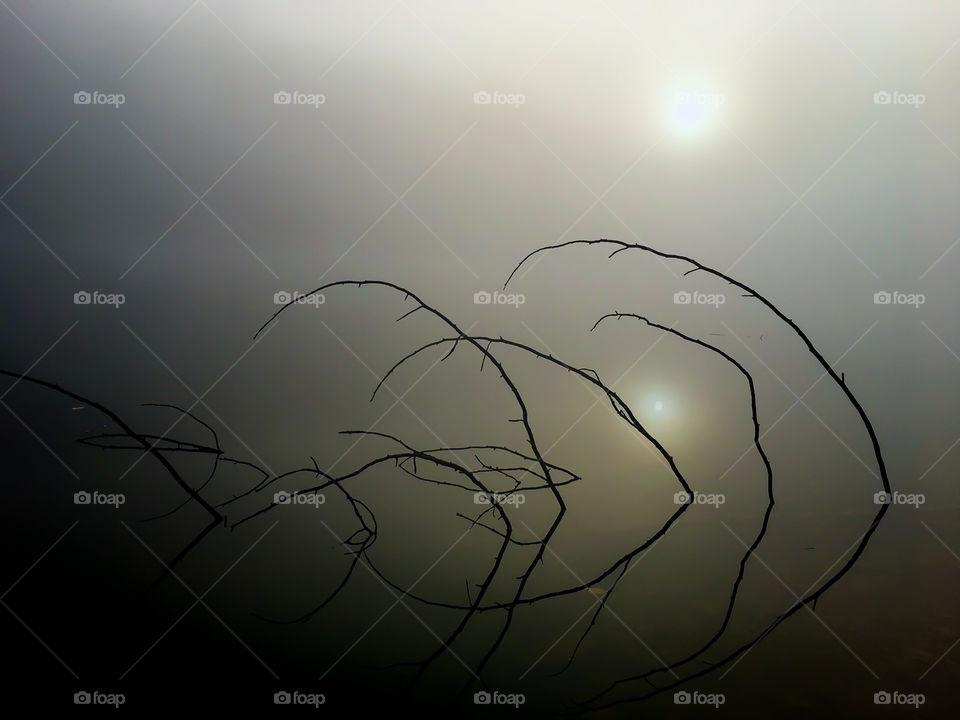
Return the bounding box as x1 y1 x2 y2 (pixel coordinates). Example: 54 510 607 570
632 384 677 423
662 78 725 137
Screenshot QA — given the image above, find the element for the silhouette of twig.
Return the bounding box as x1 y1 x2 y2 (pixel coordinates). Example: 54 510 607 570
0 239 890 714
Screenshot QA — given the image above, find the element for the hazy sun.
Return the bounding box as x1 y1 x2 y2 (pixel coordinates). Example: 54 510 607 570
636 387 676 421
663 77 725 137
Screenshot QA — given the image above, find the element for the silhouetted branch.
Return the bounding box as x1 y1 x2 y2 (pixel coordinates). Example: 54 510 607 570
505 239 889 711
1 239 890 715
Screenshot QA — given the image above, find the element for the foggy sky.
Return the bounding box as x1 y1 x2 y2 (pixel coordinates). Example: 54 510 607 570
2 2 959 716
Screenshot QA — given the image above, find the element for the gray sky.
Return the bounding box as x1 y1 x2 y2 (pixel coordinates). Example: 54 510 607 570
1 2 959 715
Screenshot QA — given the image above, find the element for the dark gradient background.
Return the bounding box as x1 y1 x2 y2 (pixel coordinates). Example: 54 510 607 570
1 2 959 717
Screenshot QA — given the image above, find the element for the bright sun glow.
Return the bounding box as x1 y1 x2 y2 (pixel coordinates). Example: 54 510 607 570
662 76 725 137
637 387 676 421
